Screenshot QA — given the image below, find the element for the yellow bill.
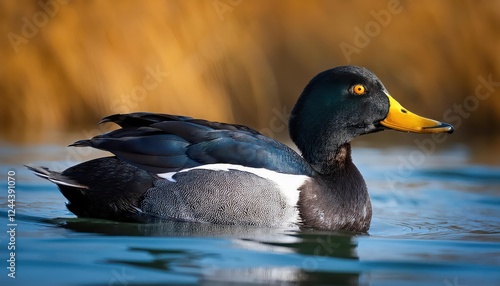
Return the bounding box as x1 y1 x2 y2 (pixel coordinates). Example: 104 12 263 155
380 94 454 134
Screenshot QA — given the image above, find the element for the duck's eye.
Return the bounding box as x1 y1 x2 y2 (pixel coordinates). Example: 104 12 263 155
352 84 366 95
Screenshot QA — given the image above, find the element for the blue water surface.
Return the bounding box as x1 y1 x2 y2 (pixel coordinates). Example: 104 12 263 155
0 142 499 286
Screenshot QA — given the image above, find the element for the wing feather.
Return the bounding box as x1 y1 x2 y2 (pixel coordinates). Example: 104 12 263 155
71 113 314 176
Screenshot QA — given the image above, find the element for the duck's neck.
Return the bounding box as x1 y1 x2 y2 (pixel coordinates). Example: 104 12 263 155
298 143 373 232
309 143 353 176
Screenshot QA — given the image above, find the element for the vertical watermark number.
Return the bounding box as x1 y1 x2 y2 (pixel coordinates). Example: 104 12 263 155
6 170 17 279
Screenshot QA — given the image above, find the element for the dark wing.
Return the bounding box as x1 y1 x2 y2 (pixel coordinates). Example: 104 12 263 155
72 113 314 176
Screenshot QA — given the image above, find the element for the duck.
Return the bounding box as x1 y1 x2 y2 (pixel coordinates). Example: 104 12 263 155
26 66 453 232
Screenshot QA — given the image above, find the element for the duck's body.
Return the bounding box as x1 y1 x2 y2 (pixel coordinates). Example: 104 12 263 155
27 66 453 232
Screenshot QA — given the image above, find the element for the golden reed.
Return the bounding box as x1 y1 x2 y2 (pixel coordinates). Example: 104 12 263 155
1 1 499 142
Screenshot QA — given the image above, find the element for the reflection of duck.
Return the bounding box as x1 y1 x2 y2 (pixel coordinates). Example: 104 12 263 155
26 66 453 232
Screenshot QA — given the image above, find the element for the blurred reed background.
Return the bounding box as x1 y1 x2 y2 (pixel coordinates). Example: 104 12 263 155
1 0 499 145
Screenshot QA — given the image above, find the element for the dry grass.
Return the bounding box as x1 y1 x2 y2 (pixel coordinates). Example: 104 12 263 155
1 0 499 143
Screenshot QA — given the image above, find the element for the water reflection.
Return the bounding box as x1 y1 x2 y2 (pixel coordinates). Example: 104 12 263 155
53 218 363 285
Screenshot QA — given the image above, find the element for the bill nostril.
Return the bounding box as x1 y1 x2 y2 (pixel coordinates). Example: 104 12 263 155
401 109 407 114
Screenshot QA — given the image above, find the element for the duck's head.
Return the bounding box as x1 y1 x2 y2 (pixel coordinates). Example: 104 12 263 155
289 66 454 169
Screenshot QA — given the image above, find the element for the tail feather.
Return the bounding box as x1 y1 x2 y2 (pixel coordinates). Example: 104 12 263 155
25 164 89 189
25 164 50 179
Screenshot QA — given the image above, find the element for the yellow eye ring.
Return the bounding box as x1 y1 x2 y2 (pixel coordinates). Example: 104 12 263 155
352 84 366 95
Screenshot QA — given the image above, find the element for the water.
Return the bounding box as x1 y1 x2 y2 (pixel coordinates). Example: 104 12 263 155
0 142 499 285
